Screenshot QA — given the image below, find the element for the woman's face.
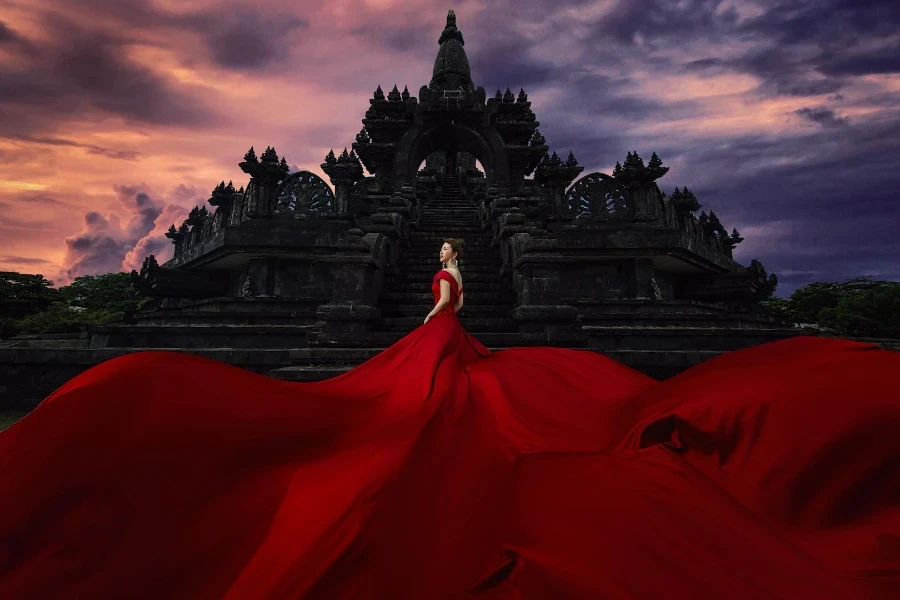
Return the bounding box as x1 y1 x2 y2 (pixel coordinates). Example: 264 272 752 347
439 243 456 264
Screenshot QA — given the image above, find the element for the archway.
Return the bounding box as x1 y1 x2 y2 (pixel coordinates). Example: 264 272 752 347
394 121 509 193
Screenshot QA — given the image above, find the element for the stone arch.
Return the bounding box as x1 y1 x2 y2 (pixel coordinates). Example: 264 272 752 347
565 172 629 220
273 171 335 217
393 122 509 193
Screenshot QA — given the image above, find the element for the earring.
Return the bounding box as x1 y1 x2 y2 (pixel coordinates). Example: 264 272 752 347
449 258 458 268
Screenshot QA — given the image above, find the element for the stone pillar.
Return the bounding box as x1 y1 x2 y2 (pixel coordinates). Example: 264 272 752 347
322 148 365 218
533 151 582 221
239 146 289 218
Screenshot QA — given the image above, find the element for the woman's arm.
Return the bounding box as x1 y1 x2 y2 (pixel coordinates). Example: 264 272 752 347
425 280 451 323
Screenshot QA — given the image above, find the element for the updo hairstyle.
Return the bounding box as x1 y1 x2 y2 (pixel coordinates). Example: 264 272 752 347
443 237 464 261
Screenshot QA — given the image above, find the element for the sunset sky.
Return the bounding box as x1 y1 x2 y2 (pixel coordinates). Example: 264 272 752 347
0 0 897 296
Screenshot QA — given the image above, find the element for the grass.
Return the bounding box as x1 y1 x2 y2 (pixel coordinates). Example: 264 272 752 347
0 411 27 432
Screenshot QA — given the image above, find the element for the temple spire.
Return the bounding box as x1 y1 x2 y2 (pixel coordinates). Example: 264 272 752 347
438 9 464 45
431 9 473 92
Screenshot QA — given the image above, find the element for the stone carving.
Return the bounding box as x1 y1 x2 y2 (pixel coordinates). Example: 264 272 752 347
274 171 335 217
566 173 629 219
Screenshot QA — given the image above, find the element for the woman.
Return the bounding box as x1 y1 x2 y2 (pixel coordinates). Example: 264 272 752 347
0 237 898 599
424 237 465 325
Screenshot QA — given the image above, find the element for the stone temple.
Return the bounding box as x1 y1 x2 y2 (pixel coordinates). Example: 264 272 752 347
2 10 798 408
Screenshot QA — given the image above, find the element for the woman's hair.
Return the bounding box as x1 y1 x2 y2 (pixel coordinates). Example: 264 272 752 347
444 238 464 260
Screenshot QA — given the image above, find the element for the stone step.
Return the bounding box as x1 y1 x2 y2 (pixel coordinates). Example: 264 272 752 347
388 272 506 283
130 314 310 326
310 331 586 348
380 291 514 303
399 253 499 262
403 264 501 273
582 326 802 352
384 280 510 292
273 347 729 381
409 236 493 243
421 212 475 216
380 304 513 316
418 212 479 217
379 317 516 331
425 207 473 211
416 222 482 228
400 258 501 267
287 346 519 364
420 213 477 218
89 324 315 349
403 245 495 253
417 226 482 230
2 338 91 349
409 235 491 242
408 241 494 250
419 215 478 220
574 300 728 315
582 313 781 328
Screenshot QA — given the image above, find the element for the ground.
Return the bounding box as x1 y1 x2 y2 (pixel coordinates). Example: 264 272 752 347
0 411 26 432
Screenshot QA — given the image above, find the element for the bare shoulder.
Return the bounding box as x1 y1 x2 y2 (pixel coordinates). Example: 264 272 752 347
446 266 463 289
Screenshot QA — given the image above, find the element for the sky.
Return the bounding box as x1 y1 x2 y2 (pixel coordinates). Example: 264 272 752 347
0 0 898 297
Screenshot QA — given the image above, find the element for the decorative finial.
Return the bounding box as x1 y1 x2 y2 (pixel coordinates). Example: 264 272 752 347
260 146 279 164
439 9 464 45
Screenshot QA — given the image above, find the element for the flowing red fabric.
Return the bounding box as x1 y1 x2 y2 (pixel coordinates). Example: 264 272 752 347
1 269 898 599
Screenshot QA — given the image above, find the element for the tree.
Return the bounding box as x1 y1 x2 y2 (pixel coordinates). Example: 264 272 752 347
819 281 900 338
786 281 844 324
59 272 139 315
0 272 61 318
0 271 140 338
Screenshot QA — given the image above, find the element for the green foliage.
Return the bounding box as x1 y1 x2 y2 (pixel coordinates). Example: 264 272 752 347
759 297 790 320
0 271 61 318
60 272 139 314
782 277 900 338
786 281 845 323
9 303 123 336
818 281 900 338
0 271 139 338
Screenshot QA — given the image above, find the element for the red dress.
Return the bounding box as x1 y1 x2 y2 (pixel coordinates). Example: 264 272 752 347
0 269 898 599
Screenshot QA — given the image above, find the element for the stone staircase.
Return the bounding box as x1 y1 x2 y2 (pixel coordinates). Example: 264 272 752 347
267 177 809 383
270 175 532 381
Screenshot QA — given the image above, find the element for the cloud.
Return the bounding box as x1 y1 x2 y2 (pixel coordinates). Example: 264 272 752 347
0 13 222 139
58 185 194 284
4 134 141 160
794 107 848 128
176 5 309 70
0 255 51 265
